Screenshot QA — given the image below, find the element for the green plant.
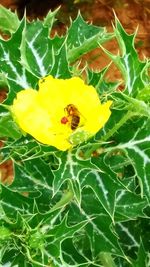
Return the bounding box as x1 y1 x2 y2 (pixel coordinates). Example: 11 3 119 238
0 5 150 267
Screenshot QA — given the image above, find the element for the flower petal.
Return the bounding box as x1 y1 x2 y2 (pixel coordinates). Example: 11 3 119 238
11 76 112 150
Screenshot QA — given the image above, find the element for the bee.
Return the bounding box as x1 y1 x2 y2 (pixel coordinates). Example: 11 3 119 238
61 104 80 130
66 104 80 130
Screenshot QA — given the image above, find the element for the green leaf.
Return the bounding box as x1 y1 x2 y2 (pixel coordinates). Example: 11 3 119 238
0 5 20 34
99 110 150 203
115 190 148 221
20 19 71 79
84 154 127 220
0 18 38 104
52 150 98 206
100 15 148 96
47 214 87 249
50 40 71 78
62 238 91 266
122 93 150 118
20 19 53 78
132 241 148 267
67 13 114 63
0 185 33 220
0 111 22 139
115 219 148 261
43 7 60 31
75 187 125 260
112 117 150 202
9 158 54 194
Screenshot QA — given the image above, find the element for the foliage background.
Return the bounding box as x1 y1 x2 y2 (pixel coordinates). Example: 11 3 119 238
0 1 150 267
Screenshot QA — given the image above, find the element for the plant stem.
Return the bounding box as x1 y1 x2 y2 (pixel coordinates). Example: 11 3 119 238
99 252 117 267
101 110 134 142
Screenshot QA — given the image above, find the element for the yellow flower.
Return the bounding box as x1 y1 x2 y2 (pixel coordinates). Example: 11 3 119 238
11 75 112 151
